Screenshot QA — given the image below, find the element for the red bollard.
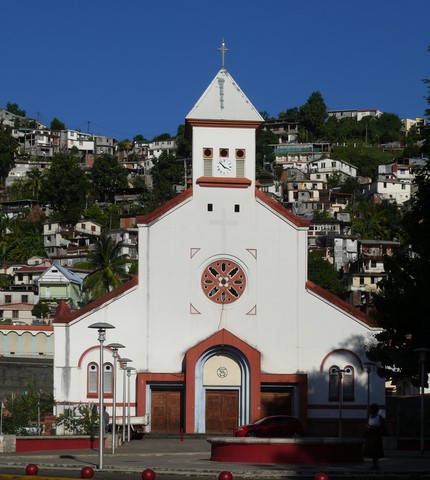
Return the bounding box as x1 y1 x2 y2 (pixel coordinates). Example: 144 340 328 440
25 464 39 475
142 468 156 480
218 471 233 480
315 473 330 480
80 466 94 478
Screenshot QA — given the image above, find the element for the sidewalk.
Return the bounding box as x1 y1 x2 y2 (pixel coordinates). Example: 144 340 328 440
0 435 429 479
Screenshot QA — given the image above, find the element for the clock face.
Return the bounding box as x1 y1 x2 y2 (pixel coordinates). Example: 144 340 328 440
217 159 232 175
201 259 246 304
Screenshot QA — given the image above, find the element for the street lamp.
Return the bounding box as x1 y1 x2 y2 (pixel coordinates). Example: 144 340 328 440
363 361 377 411
107 343 125 454
88 322 115 470
126 367 136 442
414 347 430 456
120 358 133 444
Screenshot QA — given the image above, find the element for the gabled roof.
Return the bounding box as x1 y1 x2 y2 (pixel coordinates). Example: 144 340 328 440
306 280 378 328
38 264 83 285
186 68 264 123
53 275 138 324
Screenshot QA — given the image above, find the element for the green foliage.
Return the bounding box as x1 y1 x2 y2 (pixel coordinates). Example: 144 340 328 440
56 403 99 435
50 117 66 131
175 124 192 159
278 107 301 123
2 383 54 435
0 126 18 183
90 154 128 202
82 235 132 300
152 133 171 142
32 300 51 320
299 91 328 140
140 152 184 213
331 145 394 179
308 251 345 297
368 161 430 384
40 152 90 222
256 129 277 171
349 199 402 241
3 218 46 262
133 134 149 143
312 209 334 221
6 101 26 117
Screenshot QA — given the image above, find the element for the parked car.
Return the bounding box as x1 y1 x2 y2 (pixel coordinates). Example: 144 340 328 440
234 415 305 438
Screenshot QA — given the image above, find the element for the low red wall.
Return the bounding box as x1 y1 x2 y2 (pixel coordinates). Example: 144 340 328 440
208 437 364 464
16 436 102 452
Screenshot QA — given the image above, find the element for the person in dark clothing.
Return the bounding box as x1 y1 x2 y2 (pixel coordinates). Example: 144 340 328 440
364 403 385 470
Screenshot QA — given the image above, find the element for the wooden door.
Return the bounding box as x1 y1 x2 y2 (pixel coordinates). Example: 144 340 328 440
205 390 239 433
151 390 182 433
260 391 293 418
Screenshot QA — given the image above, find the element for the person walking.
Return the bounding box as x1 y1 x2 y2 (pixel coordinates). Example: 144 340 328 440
364 403 385 470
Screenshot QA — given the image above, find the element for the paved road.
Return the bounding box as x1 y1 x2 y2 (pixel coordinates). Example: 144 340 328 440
0 436 429 479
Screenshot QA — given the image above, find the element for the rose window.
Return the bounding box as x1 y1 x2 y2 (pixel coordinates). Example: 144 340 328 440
201 260 246 304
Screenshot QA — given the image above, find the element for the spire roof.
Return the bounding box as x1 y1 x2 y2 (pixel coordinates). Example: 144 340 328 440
186 68 264 123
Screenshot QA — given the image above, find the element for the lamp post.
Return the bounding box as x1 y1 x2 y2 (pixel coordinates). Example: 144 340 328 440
88 322 115 470
363 362 377 411
120 358 132 444
414 348 430 456
126 367 136 442
107 343 125 454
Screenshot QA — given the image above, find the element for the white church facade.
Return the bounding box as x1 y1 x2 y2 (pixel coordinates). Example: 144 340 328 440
53 58 384 436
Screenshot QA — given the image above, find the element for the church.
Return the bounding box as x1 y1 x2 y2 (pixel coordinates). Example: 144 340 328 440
53 46 384 436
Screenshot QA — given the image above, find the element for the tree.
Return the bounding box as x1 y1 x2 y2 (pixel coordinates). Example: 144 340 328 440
367 161 430 385
299 91 328 140
350 199 402 241
0 126 18 184
50 117 66 131
256 129 277 172
82 235 133 300
90 154 128 202
141 152 183 213
6 101 26 117
40 153 90 221
32 301 51 321
175 124 192 159
308 251 345 297
133 134 149 143
2 383 54 434
152 133 171 142
373 113 402 144
331 146 393 179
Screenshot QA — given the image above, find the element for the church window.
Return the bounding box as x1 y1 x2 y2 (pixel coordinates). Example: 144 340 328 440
236 159 245 177
87 362 98 397
234 205 240 213
201 259 246 304
329 365 355 401
219 148 229 157
103 363 113 397
203 148 213 158
207 204 213 212
204 158 212 176
235 149 246 159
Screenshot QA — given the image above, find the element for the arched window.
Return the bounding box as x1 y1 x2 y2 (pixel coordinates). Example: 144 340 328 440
103 363 113 397
328 365 355 402
87 362 98 398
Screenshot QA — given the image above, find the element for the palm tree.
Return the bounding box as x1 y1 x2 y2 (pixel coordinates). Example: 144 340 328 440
82 235 132 300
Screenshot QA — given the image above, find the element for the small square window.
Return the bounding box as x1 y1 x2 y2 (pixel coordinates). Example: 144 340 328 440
234 205 240 213
207 204 213 212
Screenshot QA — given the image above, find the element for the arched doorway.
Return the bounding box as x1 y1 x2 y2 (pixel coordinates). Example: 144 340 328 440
194 346 250 433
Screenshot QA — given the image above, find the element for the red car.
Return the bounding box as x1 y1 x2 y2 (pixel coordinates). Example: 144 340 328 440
234 415 305 438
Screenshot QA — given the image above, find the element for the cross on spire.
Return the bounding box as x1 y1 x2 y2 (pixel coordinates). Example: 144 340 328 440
217 40 229 69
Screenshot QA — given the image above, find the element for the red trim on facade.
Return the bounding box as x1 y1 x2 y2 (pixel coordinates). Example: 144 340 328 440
184 329 261 433
319 349 364 372
136 188 193 225
186 119 262 129
260 373 308 424
136 372 185 419
196 177 252 188
255 189 310 228
306 280 378 327
0 324 53 332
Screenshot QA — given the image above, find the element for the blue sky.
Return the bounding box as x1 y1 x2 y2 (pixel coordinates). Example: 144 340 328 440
1 0 429 141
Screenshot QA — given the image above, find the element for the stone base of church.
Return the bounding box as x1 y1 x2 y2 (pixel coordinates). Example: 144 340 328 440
208 437 364 464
